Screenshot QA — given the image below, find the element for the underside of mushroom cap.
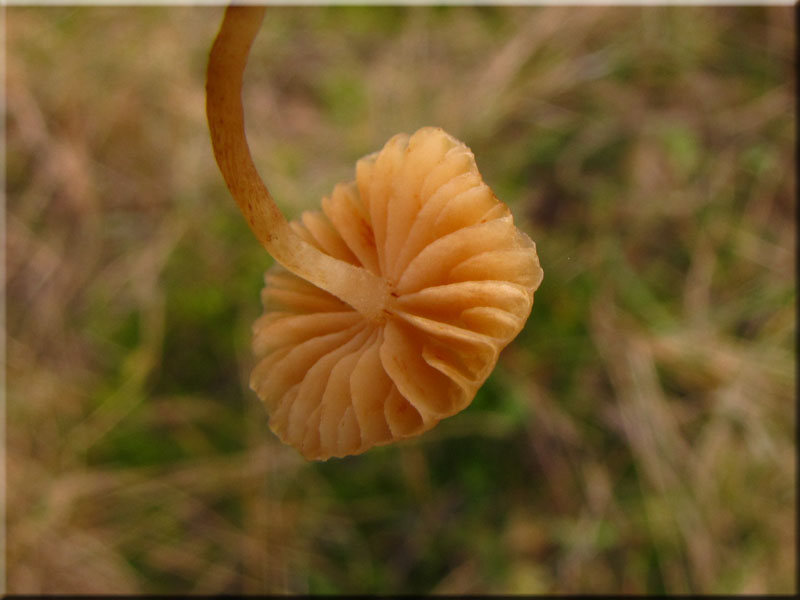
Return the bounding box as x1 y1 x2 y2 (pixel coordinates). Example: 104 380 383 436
250 127 543 461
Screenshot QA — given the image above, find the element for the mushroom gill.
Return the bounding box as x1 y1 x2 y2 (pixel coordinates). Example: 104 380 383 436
207 6 543 460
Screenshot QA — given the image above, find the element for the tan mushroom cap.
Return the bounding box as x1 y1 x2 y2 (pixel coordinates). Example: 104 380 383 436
250 127 543 460
206 6 543 461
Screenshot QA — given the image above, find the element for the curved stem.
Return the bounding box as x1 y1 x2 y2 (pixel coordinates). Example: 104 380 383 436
206 6 389 322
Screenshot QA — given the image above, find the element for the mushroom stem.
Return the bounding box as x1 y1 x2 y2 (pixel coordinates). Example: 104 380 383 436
206 6 389 322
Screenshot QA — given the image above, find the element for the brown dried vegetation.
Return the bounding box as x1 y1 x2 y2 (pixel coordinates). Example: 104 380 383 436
5 6 795 595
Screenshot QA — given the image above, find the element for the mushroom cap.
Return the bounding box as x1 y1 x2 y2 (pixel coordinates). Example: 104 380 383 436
250 127 543 460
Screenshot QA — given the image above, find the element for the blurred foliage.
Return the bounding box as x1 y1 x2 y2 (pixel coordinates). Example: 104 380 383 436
5 5 795 595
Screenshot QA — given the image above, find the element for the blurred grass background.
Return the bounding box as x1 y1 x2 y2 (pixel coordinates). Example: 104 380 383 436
5 5 795 594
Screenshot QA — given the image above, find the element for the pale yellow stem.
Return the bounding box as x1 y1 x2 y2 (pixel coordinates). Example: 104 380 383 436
206 6 389 322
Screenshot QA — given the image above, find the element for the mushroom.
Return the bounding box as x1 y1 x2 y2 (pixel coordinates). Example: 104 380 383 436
206 6 543 460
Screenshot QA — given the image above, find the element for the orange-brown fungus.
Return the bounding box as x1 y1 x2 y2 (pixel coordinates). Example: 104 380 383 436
207 6 543 460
